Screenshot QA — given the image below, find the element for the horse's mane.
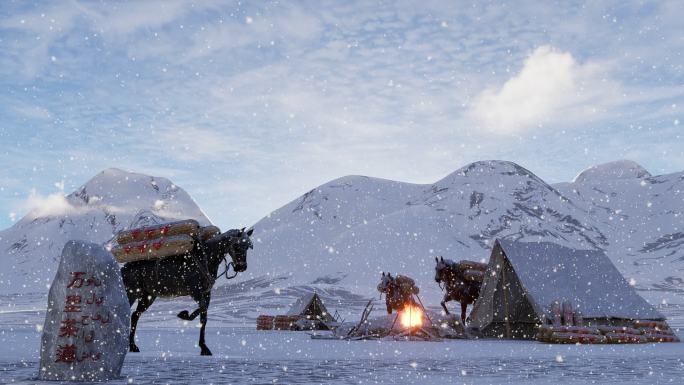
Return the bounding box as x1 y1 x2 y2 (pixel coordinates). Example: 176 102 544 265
222 229 241 238
207 229 241 244
437 258 458 271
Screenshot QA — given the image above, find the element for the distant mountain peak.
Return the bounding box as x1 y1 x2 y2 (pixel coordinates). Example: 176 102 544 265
436 160 544 186
573 160 651 183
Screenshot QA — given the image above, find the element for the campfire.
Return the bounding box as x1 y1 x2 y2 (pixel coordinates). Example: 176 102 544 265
313 299 468 342
400 304 423 329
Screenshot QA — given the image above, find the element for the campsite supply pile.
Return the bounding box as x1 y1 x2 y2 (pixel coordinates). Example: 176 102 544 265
111 220 220 263
538 321 680 344
536 301 680 344
257 293 338 331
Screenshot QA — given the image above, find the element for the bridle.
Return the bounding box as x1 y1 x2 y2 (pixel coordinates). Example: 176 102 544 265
218 236 246 280
193 236 242 290
436 264 457 292
378 277 393 300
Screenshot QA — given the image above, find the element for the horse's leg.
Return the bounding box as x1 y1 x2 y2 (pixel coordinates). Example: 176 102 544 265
441 300 450 315
196 293 212 356
177 308 201 321
441 292 451 315
129 294 156 352
460 302 468 326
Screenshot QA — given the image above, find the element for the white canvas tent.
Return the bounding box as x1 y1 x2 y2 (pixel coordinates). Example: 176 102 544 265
468 239 664 339
287 292 335 323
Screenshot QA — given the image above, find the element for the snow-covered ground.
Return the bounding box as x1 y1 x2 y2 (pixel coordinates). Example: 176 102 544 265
1 322 683 385
1 302 682 385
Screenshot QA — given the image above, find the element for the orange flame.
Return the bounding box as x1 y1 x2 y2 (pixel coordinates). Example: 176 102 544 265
400 304 423 328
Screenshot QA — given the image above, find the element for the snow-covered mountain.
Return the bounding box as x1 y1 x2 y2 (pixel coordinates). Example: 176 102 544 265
250 161 608 296
248 160 684 314
0 168 211 294
2 161 682 325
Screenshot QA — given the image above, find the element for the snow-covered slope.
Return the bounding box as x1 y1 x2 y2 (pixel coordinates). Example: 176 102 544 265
554 160 684 295
0 168 211 294
248 160 617 311
247 159 683 316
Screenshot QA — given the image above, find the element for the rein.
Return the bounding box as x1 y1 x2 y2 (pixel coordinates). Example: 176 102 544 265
219 257 238 280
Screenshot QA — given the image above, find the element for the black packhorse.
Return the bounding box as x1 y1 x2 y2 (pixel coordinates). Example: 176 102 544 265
434 256 481 325
121 227 253 356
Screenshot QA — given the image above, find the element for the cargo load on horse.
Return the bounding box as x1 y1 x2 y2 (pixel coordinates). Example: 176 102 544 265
111 220 221 263
377 272 420 314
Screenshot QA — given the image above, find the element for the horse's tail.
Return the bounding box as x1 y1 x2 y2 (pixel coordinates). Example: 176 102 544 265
177 308 200 321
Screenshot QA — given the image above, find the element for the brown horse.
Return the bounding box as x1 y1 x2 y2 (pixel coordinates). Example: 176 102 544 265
434 256 481 325
377 272 419 314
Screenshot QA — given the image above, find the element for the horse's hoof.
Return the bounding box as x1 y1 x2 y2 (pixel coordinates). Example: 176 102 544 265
200 347 212 356
129 345 140 353
177 310 190 320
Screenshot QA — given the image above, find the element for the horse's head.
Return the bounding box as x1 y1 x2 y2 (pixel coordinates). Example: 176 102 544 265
377 272 394 294
216 227 253 272
435 256 450 283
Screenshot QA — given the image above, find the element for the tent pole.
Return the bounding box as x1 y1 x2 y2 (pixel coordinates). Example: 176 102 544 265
502 265 512 339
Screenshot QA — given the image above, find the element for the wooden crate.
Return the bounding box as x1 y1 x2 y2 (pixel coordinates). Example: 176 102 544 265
256 315 274 330
274 315 301 330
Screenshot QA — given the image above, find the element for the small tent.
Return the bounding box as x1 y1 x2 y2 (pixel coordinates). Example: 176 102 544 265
468 239 664 339
287 293 335 323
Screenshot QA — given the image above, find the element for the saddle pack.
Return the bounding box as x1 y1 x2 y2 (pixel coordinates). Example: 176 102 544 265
110 219 220 263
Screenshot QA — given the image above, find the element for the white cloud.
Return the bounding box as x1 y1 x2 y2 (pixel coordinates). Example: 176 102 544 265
469 45 608 134
23 188 78 218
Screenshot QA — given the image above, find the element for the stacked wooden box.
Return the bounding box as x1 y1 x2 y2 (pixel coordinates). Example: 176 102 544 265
537 321 679 344
256 315 275 330
256 315 304 330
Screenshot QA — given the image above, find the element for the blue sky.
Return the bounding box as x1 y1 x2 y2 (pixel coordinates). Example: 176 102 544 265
0 0 682 230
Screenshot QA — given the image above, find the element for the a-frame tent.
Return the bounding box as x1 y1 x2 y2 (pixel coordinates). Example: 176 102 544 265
287 292 335 323
468 239 664 339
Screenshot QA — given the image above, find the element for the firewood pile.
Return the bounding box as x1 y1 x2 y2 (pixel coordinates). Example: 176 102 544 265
257 315 331 331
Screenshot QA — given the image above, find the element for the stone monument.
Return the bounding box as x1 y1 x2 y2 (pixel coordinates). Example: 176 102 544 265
38 240 130 381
